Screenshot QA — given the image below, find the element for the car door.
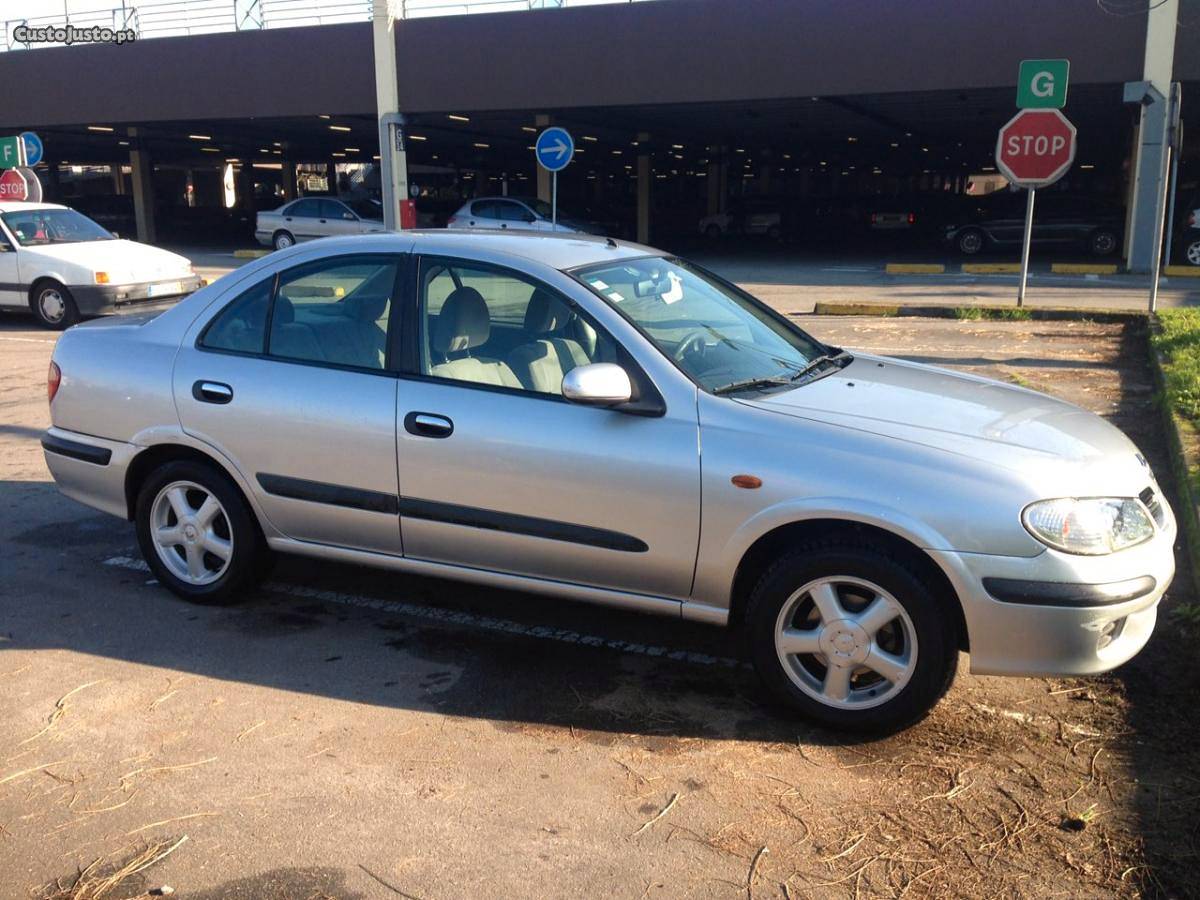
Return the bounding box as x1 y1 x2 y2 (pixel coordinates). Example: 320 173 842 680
495 200 538 231
320 199 361 237
461 200 503 230
281 198 323 241
393 255 701 599
0 220 20 308
174 251 408 555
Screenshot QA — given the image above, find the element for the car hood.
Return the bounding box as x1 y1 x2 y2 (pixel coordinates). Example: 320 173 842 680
739 353 1144 483
20 239 192 282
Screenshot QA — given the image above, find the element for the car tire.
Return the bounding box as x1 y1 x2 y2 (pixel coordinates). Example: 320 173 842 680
745 540 958 734
956 228 985 256
705 224 722 239
272 230 295 251
135 459 270 605
30 280 80 331
1089 229 1118 257
1186 239 1200 267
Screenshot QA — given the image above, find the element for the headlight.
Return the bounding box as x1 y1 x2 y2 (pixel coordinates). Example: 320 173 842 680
1022 498 1155 555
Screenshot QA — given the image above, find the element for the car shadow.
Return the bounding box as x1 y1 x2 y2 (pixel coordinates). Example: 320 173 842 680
0 478 865 750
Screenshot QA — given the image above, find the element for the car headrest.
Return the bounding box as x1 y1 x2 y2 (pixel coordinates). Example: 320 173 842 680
524 289 573 334
345 293 388 323
433 287 490 354
274 296 296 325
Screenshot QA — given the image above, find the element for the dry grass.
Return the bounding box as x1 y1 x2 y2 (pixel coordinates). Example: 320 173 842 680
39 835 187 900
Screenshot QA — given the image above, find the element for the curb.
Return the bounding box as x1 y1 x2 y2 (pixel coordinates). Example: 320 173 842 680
1146 317 1200 600
885 263 944 274
1050 262 1119 275
810 302 1146 323
233 249 270 259
1163 265 1200 278
962 262 1021 273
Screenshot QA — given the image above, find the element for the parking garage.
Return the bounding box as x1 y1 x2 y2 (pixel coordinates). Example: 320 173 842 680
0 0 1195 263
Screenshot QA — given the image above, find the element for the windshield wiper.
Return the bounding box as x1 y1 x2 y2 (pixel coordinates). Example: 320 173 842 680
711 375 794 395
789 350 852 383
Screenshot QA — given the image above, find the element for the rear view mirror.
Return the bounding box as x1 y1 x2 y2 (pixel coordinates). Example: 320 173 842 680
562 363 633 406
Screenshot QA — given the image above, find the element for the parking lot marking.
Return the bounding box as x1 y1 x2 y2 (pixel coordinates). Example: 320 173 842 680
0 336 57 344
102 555 749 670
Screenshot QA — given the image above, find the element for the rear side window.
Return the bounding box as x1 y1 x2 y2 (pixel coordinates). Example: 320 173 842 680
199 278 272 354
287 199 321 218
471 200 499 219
497 201 533 222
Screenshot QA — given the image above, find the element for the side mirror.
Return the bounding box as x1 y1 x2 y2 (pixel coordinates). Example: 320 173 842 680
562 363 633 406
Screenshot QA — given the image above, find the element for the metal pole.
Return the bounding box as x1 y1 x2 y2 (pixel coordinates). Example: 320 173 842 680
1164 130 1180 267
552 170 557 231
1017 187 1036 307
1150 144 1172 313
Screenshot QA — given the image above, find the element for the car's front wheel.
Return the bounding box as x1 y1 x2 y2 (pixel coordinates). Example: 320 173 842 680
31 280 80 330
135 460 270 604
1089 228 1118 257
272 230 295 251
745 541 958 733
1186 238 1200 267
956 228 985 255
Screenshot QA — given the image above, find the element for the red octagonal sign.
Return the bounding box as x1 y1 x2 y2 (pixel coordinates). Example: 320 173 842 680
995 109 1077 187
0 168 29 201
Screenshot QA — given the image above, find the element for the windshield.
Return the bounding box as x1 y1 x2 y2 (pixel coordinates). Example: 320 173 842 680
1 208 114 246
574 257 833 393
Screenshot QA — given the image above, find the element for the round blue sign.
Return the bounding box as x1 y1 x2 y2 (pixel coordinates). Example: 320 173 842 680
20 132 43 167
534 127 574 173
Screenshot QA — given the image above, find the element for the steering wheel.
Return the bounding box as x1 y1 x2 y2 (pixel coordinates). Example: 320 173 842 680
673 329 710 363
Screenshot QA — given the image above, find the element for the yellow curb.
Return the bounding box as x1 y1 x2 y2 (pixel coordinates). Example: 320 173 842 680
1051 263 1118 275
885 263 945 274
233 249 270 259
962 262 1021 274
1164 265 1200 278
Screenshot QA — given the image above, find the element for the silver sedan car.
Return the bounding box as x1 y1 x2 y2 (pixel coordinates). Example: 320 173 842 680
255 196 384 250
42 231 1174 732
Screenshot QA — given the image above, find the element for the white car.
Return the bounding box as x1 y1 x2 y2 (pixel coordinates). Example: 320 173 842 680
255 196 385 250
0 201 200 330
699 207 782 240
446 196 594 234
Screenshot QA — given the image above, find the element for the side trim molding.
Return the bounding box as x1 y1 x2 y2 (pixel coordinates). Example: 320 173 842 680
982 575 1157 608
397 496 649 553
41 432 112 466
257 473 398 514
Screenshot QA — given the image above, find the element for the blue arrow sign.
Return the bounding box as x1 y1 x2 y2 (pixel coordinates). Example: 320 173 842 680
20 132 43 167
535 126 574 172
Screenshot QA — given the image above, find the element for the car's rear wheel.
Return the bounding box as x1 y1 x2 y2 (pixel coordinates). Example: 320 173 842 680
272 230 295 251
956 228 985 255
1089 228 1118 257
1186 239 1200 267
745 541 958 733
135 460 269 605
31 280 79 330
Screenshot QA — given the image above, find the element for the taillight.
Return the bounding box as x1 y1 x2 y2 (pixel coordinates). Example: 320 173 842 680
908 212 916 224
48 361 61 404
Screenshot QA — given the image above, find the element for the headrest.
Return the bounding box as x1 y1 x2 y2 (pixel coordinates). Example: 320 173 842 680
524 289 573 334
274 296 295 325
433 287 490 353
345 293 388 323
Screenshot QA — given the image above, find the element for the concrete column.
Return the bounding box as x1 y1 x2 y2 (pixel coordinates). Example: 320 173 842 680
128 127 156 244
111 166 125 195
281 160 296 200
373 0 409 229
706 152 722 216
636 132 651 244
1125 0 1178 272
535 113 552 203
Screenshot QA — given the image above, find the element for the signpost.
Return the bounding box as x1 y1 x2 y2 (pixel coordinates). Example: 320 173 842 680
0 135 27 170
20 132 43 167
534 126 574 230
997 62 1077 306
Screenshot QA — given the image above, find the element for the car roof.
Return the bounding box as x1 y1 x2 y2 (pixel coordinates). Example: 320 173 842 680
0 201 67 213
308 230 659 271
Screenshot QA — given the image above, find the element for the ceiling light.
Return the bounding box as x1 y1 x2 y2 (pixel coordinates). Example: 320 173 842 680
345 147 359 152
118 140 129 146
201 147 220 152
87 125 114 132
671 144 683 149
473 142 489 148
847 136 858 142
318 114 331 119
611 149 622 155
447 114 470 122
582 135 598 142
332 152 345 157
188 134 212 140
1080 164 1095 170
521 126 537 133
225 158 240 163
329 125 351 132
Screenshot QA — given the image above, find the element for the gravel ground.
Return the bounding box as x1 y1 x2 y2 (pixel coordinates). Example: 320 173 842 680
1 310 1195 899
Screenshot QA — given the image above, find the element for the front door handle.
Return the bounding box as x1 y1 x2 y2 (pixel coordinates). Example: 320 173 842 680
404 411 453 438
193 380 233 404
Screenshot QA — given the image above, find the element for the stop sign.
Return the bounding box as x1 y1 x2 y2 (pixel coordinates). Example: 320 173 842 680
0 168 28 201
995 109 1077 187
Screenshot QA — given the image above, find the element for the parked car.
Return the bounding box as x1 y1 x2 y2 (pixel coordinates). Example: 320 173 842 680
699 201 782 239
42 231 1173 733
0 201 200 330
944 192 1123 256
446 196 603 234
1175 204 1200 267
869 209 916 231
255 196 385 250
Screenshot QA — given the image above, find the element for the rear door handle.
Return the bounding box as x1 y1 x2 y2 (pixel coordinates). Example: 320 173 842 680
404 411 453 438
193 380 233 404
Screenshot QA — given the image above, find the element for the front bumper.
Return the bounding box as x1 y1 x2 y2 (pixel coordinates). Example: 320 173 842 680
69 275 203 316
42 426 137 520
930 506 1176 677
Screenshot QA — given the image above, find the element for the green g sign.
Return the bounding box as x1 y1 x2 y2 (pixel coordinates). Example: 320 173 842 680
1017 59 1069 109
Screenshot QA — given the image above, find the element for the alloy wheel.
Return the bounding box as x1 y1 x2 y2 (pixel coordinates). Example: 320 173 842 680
1187 240 1200 266
773 575 918 710
149 480 234 586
